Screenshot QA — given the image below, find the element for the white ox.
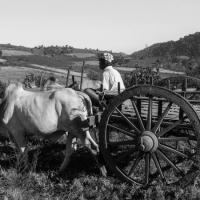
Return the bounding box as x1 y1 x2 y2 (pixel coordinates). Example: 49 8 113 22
41 80 91 150
0 82 99 172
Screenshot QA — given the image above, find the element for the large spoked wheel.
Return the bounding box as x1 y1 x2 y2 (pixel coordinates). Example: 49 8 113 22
99 85 200 186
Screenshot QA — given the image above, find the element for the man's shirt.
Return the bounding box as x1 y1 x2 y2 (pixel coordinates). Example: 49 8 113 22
102 66 125 91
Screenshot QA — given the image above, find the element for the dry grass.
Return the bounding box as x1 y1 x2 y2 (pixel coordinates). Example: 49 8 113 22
1 167 200 200
0 143 200 200
2 50 33 56
68 53 96 59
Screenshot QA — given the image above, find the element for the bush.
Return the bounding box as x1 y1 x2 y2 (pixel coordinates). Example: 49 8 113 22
23 73 48 88
124 66 160 87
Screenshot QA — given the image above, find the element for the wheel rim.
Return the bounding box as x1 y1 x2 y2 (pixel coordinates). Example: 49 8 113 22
99 85 200 186
156 75 200 100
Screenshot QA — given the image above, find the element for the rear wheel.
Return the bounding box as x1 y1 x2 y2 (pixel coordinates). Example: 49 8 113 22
99 85 200 186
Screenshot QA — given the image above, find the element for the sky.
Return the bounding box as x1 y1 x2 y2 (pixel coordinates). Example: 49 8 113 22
0 0 200 54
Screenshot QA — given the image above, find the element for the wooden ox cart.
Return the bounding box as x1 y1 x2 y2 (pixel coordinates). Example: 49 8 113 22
87 74 200 186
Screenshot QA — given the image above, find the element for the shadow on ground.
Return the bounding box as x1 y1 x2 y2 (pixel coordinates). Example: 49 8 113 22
0 142 102 179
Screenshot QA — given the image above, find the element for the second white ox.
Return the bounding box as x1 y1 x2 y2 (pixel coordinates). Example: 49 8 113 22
0 82 99 172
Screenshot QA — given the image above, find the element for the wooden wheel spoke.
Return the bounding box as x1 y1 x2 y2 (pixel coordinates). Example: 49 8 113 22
157 118 185 137
131 99 145 131
145 153 150 185
152 152 165 180
157 149 184 175
108 139 136 147
115 108 141 134
159 137 189 143
128 151 143 176
107 124 136 138
159 144 188 158
146 96 153 130
152 102 172 133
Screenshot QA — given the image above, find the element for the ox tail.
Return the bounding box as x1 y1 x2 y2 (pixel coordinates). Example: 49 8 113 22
76 91 93 116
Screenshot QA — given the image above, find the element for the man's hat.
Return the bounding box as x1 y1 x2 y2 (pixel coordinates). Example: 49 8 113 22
98 52 114 63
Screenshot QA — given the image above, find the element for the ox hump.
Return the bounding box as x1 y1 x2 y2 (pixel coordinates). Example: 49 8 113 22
53 88 78 101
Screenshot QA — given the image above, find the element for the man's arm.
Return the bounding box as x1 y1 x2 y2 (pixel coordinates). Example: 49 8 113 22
102 72 110 90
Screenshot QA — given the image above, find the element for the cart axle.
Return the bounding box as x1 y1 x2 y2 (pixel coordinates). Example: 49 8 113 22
140 131 158 152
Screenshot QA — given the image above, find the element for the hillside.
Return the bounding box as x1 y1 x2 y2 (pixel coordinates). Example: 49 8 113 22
130 32 200 76
0 44 129 83
132 32 200 58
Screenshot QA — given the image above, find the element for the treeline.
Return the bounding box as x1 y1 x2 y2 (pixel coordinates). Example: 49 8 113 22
33 45 74 56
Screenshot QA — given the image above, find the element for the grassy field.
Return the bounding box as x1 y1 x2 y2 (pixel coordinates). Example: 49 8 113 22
2 53 102 82
1 148 200 200
68 53 96 58
0 138 200 200
2 50 33 57
0 66 68 85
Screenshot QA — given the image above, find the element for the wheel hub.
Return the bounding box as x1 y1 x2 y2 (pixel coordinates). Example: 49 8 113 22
140 131 158 152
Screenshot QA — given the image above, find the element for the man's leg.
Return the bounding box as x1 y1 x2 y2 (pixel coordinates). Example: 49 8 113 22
84 88 100 107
